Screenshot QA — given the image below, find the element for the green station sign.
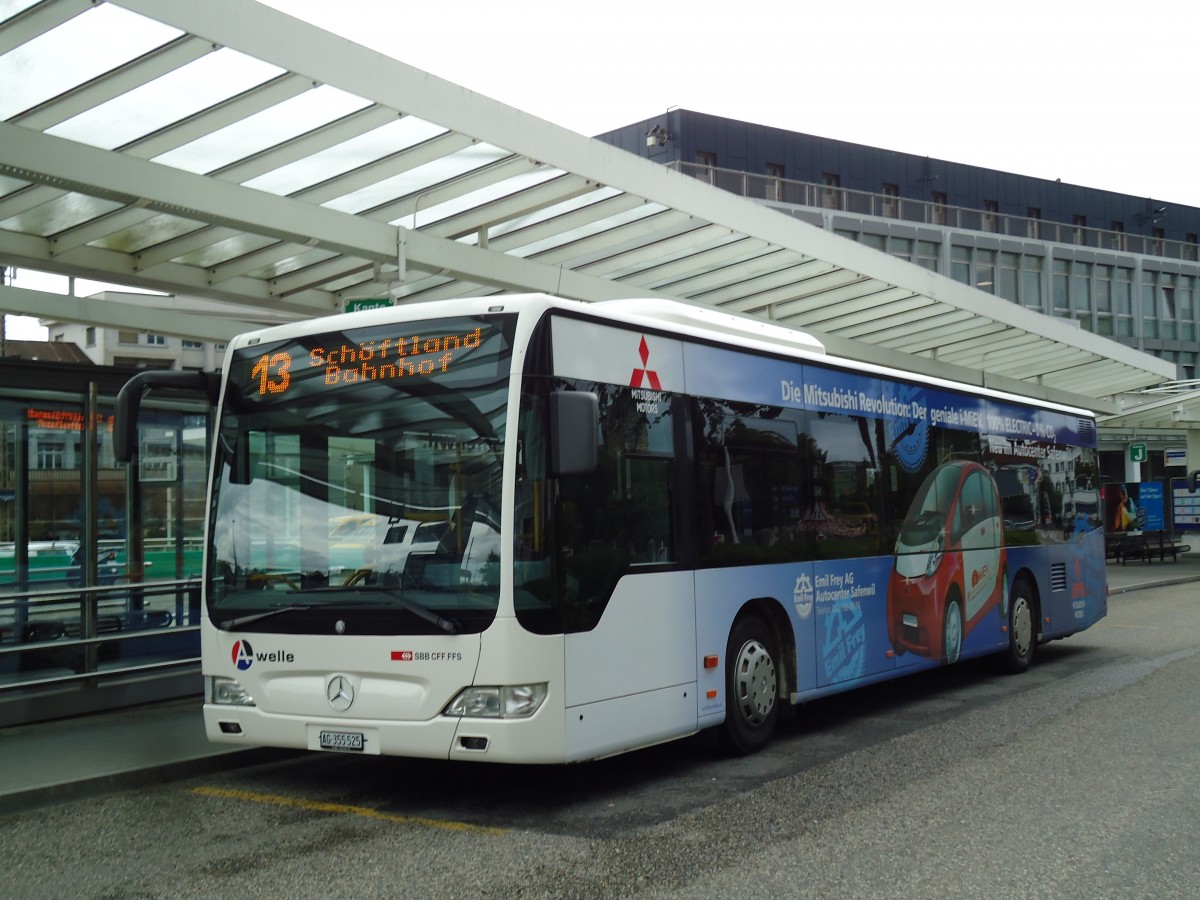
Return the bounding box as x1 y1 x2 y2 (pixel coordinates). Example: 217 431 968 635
344 297 393 313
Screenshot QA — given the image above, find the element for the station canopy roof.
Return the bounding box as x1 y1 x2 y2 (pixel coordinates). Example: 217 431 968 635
0 0 1177 412
1099 382 1200 432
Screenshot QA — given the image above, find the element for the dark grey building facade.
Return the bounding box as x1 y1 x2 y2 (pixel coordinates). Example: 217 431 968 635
598 110 1200 381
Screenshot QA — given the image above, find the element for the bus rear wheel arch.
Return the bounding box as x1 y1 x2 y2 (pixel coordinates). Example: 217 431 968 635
720 614 780 755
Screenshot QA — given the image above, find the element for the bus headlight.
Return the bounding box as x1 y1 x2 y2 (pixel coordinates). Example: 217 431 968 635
444 684 548 719
925 533 945 579
209 676 255 706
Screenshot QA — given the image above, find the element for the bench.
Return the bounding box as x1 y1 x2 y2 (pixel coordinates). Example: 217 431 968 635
1105 532 1126 563
1109 530 1191 564
1142 530 1191 562
1107 531 1149 565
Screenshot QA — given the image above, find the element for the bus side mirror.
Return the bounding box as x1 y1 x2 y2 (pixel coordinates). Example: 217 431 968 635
1189 470 1200 493
550 391 598 476
115 370 220 462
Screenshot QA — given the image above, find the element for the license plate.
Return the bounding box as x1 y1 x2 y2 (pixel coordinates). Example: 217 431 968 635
319 730 364 752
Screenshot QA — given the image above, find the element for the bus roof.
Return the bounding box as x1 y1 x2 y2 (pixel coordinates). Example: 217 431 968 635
226 293 1095 419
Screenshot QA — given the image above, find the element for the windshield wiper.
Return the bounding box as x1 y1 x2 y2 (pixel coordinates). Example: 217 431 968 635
274 585 462 635
217 604 318 631
216 598 386 631
217 589 462 635
341 585 462 635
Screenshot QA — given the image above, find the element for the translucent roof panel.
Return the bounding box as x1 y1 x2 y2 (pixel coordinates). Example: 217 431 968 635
46 48 284 150
319 143 512 216
0 1 41 22
394 167 568 231
1 192 123 237
241 116 449 197
0 5 180 119
152 85 373 175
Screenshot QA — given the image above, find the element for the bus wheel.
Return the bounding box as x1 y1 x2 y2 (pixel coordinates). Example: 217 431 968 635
721 615 779 755
1003 579 1036 674
942 598 963 665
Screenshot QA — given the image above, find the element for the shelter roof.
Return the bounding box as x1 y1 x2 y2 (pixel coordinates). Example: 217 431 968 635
0 0 1176 411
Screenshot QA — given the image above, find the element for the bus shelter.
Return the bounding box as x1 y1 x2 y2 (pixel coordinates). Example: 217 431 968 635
0 357 207 725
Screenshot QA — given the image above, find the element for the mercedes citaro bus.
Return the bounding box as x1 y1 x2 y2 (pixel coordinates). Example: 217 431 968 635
115 294 1106 762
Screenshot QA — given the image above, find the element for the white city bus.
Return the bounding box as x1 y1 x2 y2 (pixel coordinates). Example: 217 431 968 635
116 294 1108 762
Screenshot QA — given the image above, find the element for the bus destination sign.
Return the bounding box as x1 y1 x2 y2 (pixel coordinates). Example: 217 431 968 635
248 325 486 397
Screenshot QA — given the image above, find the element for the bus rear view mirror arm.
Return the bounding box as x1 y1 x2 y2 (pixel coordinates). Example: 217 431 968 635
115 370 221 463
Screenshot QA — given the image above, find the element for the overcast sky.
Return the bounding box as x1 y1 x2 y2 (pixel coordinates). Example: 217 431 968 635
262 0 1196 206
7 0 1193 340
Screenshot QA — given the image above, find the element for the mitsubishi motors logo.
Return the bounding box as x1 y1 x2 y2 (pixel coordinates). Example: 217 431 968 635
630 336 662 389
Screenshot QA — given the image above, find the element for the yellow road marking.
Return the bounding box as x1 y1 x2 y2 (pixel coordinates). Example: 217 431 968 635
191 786 509 835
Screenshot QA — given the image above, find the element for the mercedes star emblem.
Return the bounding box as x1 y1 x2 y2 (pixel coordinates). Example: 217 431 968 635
326 674 354 711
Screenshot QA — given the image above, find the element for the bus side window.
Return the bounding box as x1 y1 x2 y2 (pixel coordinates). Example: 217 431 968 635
696 406 803 564
626 455 673 564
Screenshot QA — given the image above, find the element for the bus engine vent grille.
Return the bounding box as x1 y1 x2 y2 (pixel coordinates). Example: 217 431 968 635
1049 562 1068 592
1077 418 1097 445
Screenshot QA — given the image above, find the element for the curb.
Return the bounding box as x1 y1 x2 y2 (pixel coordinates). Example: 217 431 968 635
0 747 297 816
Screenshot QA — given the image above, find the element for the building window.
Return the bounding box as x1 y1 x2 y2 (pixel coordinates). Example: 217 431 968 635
1072 214 1087 245
1115 268 1134 337
975 248 995 293
147 334 166 346
1052 259 1070 316
117 330 138 344
951 245 970 284
1094 265 1113 336
983 199 999 233
85 327 96 347
861 232 886 253
1072 260 1091 327
998 252 1019 301
821 172 841 209
37 440 65 470
916 240 939 272
931 191 948 226
1180 275 1195 342
881 183 899 218
1021 255 1043 310
182 340 203 349
1160 274 1177 341
766 163 785 202
1110 220 1125 251
1141 274 1158 339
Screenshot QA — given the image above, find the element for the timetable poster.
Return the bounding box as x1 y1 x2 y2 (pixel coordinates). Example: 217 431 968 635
1171 478 1200 530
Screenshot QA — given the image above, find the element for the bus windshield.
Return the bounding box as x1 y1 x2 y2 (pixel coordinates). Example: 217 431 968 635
207 313 516 635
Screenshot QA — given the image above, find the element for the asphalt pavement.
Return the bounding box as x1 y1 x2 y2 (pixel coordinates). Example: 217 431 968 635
2 553 1198 814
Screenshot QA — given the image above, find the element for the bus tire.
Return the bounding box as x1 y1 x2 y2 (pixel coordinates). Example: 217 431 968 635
1002 578 1036 674
720 615 779 755
942 597 963 665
